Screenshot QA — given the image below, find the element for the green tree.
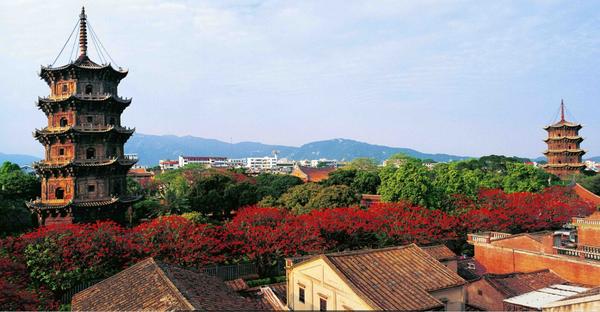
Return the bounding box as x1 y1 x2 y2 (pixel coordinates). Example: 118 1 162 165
302 185 359 213
279 183 323 212
379 158 439 208
321 169 357 187
502 162 553 193
351 170 381 194
578 174 600 195
0 162 39 234
346 157 379 172
255 174 303 199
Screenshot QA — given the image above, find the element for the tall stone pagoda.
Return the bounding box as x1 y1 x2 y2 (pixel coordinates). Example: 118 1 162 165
27 8 140 225
541 100 585 179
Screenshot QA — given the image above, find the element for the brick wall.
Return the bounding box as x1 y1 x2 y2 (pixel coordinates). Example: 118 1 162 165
474 244 600 285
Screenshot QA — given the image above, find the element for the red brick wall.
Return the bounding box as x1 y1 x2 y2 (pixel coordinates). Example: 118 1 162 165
492 236 542 253
466 278 505 311
474 244 600 285
578 226 600 247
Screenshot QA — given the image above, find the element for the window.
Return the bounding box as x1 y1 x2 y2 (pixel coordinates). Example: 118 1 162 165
55 187 65 199
86 147 96 160
59 148 65 156
85 84 93 95
298 287 305 304
478 289 483 296
319 298 327 311
61 84 68 93
87 116 93 123
59 117 68 127
87 185 95 193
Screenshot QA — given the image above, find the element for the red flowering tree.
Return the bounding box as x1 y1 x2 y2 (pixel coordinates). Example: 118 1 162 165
224 207 326 275
132 216 225 267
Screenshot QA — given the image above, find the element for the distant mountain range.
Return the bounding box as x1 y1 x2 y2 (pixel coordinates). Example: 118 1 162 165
125 134 471 166
4 133 599 167
0 152 41 167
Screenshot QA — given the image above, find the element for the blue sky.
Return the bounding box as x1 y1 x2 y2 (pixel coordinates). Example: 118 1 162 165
1 0 600 158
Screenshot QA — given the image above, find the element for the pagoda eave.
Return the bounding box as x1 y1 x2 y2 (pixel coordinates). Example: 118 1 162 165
40 62 128 85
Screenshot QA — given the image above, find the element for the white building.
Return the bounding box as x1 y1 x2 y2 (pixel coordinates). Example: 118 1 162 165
178 156 228 168
227 158 247 168
246 156 278 171
159 159 179 171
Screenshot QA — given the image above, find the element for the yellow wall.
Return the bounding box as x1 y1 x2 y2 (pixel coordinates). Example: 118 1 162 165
287 258 373 311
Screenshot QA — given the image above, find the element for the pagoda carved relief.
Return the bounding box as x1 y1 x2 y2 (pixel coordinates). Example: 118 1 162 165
27 8 140 225
541 100 585 179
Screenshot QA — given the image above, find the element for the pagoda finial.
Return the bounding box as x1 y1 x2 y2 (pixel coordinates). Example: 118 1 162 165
560 99 565 122
79 6 88 56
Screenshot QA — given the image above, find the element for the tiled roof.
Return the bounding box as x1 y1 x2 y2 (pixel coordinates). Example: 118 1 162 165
457 258 486 281
573 183 600 207
322 244 466 311
297 166 336 182
225 278 249 292
558 286 600 301
72 258 264 311
421 244 457 261
484 269 566 298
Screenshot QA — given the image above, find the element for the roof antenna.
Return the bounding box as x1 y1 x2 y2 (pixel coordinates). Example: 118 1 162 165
79 7 88 57
560 99 565 122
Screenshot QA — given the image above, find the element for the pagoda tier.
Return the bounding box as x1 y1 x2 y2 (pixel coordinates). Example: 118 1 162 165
37 95 132 115
34 125 135 144
543 121 582 131
33 156 138 174
543 149 586 155
40 55 128 85
543 136 583 143
26 195 142 226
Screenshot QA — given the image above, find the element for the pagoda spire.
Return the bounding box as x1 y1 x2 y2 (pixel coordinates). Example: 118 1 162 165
560 99 565 122
79 7 88 56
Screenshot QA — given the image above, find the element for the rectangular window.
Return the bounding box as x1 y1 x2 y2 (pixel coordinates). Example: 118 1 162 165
319 298 327 311
478 289 483 296
88 185 95 193
298 287 305 303
59 148 65 156
87 116 93 123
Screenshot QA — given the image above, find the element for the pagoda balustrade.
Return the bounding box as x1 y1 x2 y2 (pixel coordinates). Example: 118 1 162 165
43 93 131 102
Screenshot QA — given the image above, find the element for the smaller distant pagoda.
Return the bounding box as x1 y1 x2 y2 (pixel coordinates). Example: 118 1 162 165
541 100 585 179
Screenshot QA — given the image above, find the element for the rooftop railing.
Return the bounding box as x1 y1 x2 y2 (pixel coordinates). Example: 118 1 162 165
554 245 600 261
572 217 600 227
467 232 512 244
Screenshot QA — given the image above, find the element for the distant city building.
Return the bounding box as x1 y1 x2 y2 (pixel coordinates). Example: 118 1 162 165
227 158 247 168
159 159 179 171
541 100 585 179
246 156 278 171
584 160 600 172
178 155 228 168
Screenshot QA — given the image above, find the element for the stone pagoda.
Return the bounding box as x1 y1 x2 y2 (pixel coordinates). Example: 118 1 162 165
541 100 585 179
27 7 140 225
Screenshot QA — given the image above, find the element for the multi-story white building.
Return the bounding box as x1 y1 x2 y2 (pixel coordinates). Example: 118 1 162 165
227 158 247 168
159 159 180 171
585 160 600 172
178 155 228 168
246 156 278 171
